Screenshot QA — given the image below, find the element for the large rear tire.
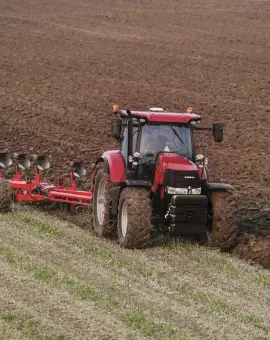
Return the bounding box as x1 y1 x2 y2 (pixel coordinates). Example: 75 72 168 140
208 190 238 251
0 179 12 213
92 165 115 238
117 187 152 248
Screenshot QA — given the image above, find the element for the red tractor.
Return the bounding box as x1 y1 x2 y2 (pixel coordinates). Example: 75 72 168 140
91 106 237 250
0 106 237 252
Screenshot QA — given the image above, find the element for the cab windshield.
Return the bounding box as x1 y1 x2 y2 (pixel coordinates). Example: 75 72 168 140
139 124 193 161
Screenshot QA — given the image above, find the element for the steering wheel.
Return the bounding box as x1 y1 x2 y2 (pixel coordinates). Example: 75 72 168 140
143 152 156 157
140 151 157 164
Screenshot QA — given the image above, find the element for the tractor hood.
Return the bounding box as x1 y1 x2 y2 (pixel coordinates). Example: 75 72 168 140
153 153 202 190
156 153 198 173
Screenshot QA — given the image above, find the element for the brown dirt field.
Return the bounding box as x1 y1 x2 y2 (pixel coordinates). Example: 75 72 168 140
234 233 270 268
0 2 270 262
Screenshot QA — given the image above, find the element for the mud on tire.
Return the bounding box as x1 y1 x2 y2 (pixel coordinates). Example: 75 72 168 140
208 190 238 251
0 179 12 212
92 164 115 238
117 187 152 249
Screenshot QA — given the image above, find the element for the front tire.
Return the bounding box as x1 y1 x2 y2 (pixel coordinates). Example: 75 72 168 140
117 187 152 248
92 165 115 238
208 190 238 251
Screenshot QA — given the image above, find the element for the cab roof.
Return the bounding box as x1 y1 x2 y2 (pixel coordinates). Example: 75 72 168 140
119 109 201 124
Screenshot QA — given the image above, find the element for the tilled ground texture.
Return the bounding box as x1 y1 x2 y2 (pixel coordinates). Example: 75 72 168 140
0 1 270 263
0 206 270 340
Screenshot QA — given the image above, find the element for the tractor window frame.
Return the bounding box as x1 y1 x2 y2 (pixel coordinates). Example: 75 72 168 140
138 122 195 161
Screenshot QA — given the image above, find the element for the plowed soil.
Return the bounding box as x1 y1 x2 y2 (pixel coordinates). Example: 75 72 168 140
0 0 270 265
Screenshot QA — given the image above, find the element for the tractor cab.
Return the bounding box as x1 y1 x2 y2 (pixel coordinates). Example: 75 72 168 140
121 120 194 182
111 106 223 176
111 106 210 182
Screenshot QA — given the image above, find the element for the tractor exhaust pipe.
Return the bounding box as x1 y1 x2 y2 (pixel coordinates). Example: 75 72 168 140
127 109 133 171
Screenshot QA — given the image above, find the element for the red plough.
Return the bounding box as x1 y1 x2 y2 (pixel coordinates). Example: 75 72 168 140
1 153 92 208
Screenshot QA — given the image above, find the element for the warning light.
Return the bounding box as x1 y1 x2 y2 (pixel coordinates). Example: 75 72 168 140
113 104 119 112
187 107 193 113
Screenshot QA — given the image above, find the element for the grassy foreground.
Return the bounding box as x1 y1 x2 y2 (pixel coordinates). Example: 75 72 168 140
0 206 269 340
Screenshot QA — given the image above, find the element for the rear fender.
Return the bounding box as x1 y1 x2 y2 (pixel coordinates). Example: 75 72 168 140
93 150 126 183
205 183 234 192
204 183 234 215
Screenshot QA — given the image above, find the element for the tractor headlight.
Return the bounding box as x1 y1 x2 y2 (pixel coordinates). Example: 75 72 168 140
166 187 201 195
191 188 201 195
166 187 188 195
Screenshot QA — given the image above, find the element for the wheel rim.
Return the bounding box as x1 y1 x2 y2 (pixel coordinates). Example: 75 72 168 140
97 178 106 225
121 201 128 237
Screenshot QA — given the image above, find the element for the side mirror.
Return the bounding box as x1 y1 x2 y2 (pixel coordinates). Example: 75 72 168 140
111 118 122 140
213 123 224 142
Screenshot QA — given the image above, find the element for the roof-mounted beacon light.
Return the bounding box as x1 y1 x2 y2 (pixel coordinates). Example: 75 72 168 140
112 104 119 113
149 107 164 112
